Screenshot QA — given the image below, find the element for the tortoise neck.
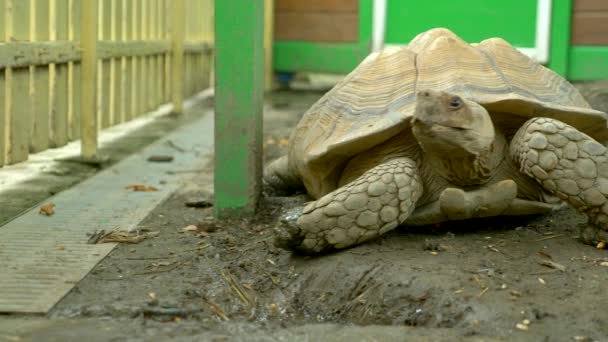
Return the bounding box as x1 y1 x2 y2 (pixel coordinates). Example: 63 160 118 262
426 131 506 187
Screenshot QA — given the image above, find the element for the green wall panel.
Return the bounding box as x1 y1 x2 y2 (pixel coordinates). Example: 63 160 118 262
385 0 537 47
568 46 608 81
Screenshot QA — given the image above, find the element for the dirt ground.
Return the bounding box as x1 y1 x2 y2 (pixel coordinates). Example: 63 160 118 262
3 85 608 341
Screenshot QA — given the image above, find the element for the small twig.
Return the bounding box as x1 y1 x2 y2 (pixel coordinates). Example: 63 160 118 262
165 140 187 152
142 307 201 317
203 296 229 321
126 256 174 260
478 287 489 298
133 262 182 275
531 234 564 242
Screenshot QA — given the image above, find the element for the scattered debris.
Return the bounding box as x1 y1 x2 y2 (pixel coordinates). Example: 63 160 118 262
165 140 186 152
204 296 229 321
532 234 564 242
182 225 198 232
39 203 56 216
539 259 566 272
126 184 159 192
422 239 448 252
185 200 213 208
87 230 159 244
147 155 174 162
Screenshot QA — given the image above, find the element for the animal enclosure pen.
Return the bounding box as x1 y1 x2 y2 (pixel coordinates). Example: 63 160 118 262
0 0 214 167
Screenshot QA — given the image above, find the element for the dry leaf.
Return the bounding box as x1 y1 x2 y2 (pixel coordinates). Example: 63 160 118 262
538 277 546 285
516 323 529 331
39 203 56 216
599 261 608 267
126 184 159 192
182 225 198 232
597 241 606 249
278 138 289 146
56 245 65 250
265 137 276 145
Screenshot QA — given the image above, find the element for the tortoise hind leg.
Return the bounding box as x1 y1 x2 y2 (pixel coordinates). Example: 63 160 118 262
264 155 302 194
510 117 608 245
274 157 423 254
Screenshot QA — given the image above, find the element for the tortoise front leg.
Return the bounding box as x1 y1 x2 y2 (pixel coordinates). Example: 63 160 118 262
274 157 422 254
510 117 608 245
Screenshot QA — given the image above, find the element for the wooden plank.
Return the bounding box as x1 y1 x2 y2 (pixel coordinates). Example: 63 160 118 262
8 0 32 163
0 0 6 166
573 0 608 11
264 0 273 91
120 0 131 122
171 0 185 113
276 0 357 12
29 0 50 153
0 41 80 68
109 0 121 125
275 12 359 42
571 12 608 45
214 0 264 218
99 0 111 128
130 0 138 118
68 0 81 140
80 0 98 159
136 0 145 115
49 0 69 147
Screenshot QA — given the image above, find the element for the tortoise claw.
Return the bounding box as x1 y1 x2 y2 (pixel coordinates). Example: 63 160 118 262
273 207 306 250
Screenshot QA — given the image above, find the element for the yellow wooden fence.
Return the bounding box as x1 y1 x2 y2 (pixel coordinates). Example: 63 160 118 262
0 0 214 167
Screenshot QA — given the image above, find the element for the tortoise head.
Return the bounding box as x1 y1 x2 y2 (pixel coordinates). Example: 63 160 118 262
411 89 495 157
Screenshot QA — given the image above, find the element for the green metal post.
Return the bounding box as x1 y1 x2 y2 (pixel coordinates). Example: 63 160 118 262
547 0 573 76
214 0 265 218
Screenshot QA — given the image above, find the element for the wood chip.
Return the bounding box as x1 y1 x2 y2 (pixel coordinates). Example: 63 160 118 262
539 259 566 272
39 203 55 216
147 155 174 162
182 225 198 232
126 184 159 192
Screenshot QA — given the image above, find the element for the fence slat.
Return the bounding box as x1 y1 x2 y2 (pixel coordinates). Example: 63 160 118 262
110 0 122 125
49 0 69 147
8 0 32 163
80 0 98 159
122 0 132 121
0 0 6 166
171 0 184 113
99 0 111 128
68 0 81 140
0 0 213 168
29 0 50 153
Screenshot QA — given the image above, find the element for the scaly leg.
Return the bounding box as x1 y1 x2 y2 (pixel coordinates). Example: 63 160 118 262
510 117 608 245
274 157 422 253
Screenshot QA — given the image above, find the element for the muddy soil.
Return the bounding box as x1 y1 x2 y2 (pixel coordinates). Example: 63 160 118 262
4 86 608 341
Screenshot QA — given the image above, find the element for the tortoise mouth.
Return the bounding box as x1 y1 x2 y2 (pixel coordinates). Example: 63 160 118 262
411 116 469 131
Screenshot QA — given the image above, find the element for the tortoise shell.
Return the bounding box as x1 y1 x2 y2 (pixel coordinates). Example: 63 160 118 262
288 28 608 198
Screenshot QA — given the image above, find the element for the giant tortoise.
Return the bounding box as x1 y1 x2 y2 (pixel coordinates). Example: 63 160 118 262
264 28 608 254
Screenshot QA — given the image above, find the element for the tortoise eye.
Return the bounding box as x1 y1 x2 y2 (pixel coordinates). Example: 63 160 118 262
449 97 462 108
